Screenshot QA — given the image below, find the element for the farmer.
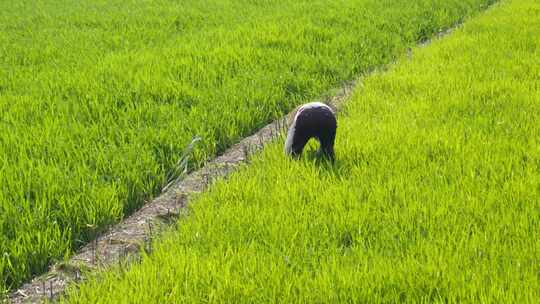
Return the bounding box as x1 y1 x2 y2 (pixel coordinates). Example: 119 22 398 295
284 102 337 160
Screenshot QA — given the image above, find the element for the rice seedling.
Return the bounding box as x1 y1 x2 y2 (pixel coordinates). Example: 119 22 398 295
62 0 539 302
0 0 498 293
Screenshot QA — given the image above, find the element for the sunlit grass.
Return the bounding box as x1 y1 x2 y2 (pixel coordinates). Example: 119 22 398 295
62 0 539 302
0 0 499 293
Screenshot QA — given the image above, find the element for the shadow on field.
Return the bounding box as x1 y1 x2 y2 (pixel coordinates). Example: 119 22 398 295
303 143 355 179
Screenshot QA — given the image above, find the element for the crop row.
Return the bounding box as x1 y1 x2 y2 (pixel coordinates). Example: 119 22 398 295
0 0 497 293
62 0 539 302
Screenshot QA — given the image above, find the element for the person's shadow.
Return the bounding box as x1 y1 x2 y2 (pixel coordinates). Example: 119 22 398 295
302 139 353 179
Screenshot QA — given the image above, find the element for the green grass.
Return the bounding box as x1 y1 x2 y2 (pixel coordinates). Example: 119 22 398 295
0 0 498 293
61 0 540 302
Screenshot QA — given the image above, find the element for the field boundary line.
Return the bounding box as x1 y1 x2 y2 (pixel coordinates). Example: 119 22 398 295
7 14 482 303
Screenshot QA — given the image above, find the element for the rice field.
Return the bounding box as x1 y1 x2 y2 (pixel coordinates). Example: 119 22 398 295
61 0 539 302
0 0 500 294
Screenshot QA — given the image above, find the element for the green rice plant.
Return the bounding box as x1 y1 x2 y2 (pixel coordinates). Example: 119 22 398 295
0 0 497 293
62 0 539 302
